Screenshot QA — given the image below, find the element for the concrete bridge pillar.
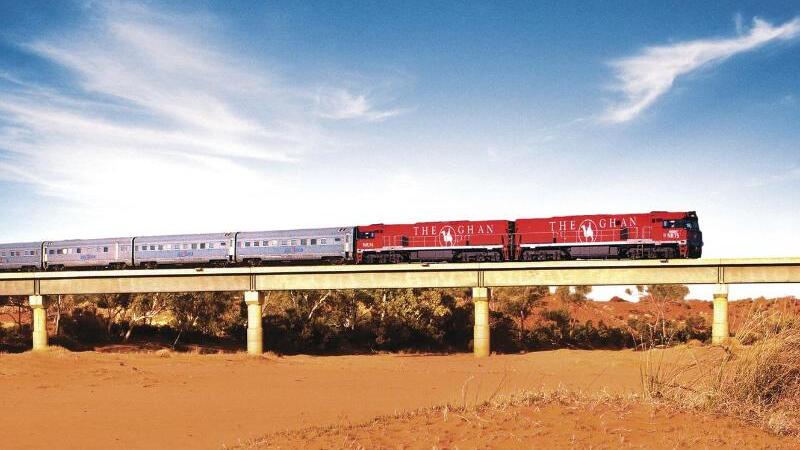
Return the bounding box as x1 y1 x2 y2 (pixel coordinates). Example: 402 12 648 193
244 291 264 355
472 287 490 358
29 295 48 351
712 284 729 345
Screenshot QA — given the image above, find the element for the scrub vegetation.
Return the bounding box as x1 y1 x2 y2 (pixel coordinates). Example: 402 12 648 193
0 284 733 353
643 310 800 436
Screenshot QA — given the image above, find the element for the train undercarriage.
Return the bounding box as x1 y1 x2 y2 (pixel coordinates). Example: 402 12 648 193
361 249 504 264
519 244 684 261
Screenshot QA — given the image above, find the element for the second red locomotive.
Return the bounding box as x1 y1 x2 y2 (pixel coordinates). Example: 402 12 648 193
356 220 513 263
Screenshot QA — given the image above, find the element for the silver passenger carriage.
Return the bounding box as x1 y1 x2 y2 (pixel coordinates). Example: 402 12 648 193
44 238 134 270
0 242 44 271
134 233 234 268
236 227 355 265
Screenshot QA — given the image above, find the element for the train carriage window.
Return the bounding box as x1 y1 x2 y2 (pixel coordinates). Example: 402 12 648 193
335 238 341 243
244 242 250 247
156 245 162 251
301 239 308 245
49 250 55 255
76 248 81 254
200 243 206 249
320 238 326 245
280 240 288 246
182 244 188 250
291 240 298 246
9 251 14 257
191 243 197 249
252 241 258 247
220 242 226 247
209 243 215 249
149 245 155 251
269 240 277 246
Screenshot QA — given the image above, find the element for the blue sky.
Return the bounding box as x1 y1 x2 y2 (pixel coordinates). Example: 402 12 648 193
0 1 798 299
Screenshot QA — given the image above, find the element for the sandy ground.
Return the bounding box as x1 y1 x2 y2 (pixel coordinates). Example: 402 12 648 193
0 348 796 449
256 402 795 449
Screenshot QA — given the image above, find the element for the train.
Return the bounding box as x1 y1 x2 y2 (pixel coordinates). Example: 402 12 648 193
0 211 702 271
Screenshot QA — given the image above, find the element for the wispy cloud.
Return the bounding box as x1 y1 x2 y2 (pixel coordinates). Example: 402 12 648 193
603 17 800 123
0 3 405 234
746 166 800 188
315 88 407 122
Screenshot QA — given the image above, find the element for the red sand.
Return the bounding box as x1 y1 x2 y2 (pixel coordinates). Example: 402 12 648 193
1 348 797 449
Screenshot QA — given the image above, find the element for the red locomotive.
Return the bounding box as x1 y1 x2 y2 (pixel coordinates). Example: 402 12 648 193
514 211 702 260
356 220 513 263
356 211 702 263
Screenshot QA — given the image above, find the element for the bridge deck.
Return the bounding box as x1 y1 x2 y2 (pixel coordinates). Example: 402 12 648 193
1 258 799 295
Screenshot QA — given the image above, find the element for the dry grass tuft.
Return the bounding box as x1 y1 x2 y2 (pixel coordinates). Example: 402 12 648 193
235 386 639 449
643 310 800 436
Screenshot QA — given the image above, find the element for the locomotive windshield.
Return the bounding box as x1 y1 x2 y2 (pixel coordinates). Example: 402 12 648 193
663 219 699 229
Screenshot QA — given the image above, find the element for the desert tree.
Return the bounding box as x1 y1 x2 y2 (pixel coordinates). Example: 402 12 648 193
167 291 238 347
496 286 549 343
123 293 170 341
0 295 27 331
555 285 592 303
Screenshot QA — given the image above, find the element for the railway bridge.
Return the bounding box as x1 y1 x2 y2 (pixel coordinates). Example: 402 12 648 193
2 257 799 356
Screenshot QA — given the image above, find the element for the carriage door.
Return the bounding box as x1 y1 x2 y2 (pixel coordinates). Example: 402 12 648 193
114 242 120 260
228 237 236 261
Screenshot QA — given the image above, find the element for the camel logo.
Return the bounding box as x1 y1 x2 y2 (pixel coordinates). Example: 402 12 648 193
578 219 597 243
439 226 456 246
